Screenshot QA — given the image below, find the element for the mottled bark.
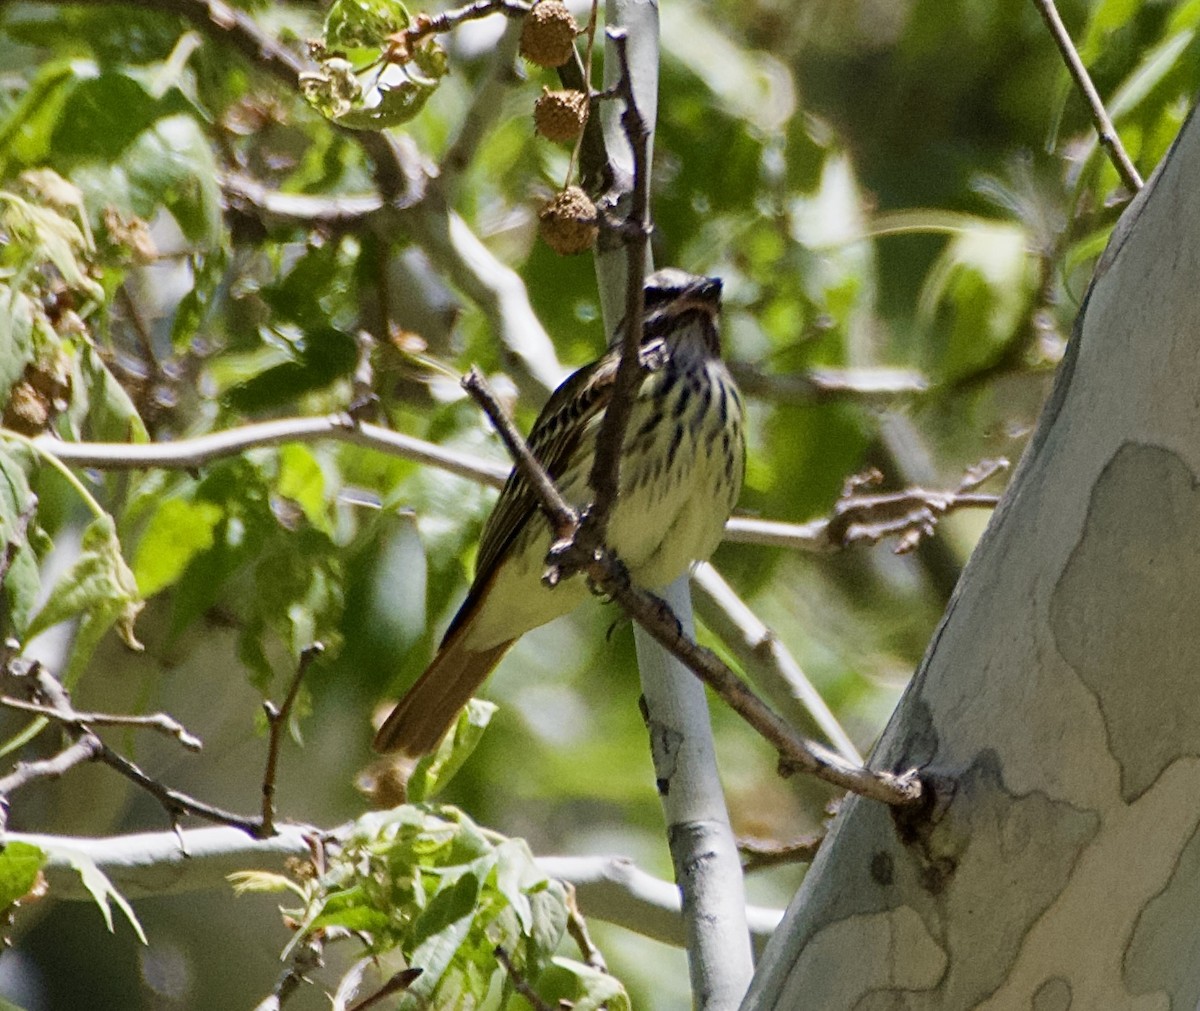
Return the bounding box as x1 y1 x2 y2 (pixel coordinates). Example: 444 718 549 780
745 105 1200 1011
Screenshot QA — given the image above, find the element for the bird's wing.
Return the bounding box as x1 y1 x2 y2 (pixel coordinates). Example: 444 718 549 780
439 354 618 645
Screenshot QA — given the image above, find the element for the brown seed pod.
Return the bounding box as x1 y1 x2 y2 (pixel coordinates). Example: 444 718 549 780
539 186 598 256
534 88 588 143
2 380 51 436
520 1 579 68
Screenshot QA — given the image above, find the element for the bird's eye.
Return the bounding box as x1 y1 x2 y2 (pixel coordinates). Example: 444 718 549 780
643 285 682 311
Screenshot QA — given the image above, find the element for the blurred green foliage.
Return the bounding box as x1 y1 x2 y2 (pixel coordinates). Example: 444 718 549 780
1 0 1198 1006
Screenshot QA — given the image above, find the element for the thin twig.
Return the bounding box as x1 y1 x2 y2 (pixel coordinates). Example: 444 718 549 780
579 29 652 551
738 833 825 873
460 369 577 538
0 696 202 752
691 563 861 764
344 967 425 1011
31 416 509 486
731 363 930 405
397 0 529 47
0 657 283 838
564 882 607 971
0 736 103 804
261 643 324 837
253 934 324 1011
1032 0 1143 192
455 378 920 806
97 746 269 836
599 569 921 806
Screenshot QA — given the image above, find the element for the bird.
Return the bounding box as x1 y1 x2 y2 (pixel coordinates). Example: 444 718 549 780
373 268 745 758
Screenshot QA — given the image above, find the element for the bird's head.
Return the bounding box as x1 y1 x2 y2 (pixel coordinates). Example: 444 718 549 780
640 268 723 357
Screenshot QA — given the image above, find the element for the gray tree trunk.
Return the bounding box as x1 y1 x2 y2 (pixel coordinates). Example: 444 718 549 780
743 105 1200 1010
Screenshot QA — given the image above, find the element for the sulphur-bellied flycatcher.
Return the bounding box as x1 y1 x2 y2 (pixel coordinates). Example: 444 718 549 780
374 268 745 757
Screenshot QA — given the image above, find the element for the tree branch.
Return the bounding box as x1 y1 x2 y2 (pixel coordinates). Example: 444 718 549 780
11 828 783 950
0 657 303 839
730 363 929 406
578 29 652 551
31 416 509 486
260 643 323 837
1032 0 1143 193
690 563 861 765
0 695 202 752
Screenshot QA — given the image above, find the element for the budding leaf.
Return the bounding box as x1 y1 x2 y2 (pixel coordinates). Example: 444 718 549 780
25 513 144 684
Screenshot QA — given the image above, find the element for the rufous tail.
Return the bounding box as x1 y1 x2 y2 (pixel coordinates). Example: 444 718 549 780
373 634 514 758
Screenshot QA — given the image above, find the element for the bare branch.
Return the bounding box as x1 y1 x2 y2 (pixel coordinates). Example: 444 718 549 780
32 421 1001 558
0 657 287 838
396 0 530 45
601 568 922 806
33 416 509 487
723 462 1007 554
14 827 783 948
253 934 324 1011
690 563 862 765
460 369 578 538
0 736 103 803
260 643 324 836
1032 0 1143 193
731 363 930 406
344 967 425 1011
738 832 825 873
579 29 652 550
0 696 202 752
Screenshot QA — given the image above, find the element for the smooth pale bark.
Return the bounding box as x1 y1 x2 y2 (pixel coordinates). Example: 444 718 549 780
743 107 1200 1009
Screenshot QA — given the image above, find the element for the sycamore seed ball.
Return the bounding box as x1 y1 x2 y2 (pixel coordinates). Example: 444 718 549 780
539 186 598 256
534 88 588 143
520 1 579 68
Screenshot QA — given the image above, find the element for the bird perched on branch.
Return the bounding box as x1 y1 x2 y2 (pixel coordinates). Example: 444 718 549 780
374 268 745 758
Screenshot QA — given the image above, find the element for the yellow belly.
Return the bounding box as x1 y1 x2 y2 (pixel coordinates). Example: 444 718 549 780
464 358 744 651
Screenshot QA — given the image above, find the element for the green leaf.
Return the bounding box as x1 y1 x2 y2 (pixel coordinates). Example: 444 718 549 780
69 341 148 444
529 957 632 1011
0 449 40 636
227 871 302 897
917 219 1033 382
224 327 358 414
25 513 144 681
406 699 496 803
324 0 412 50
0 288 35 406
49 69 167 161
0 842 45 910
405 870 484 999
170 248 228 349
276 445 329 532
133 497 223 597
58 846 147 943
302 0 448 132
0 191 102 302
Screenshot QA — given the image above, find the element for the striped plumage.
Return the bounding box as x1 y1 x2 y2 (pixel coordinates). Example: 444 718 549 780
374 268 745 758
